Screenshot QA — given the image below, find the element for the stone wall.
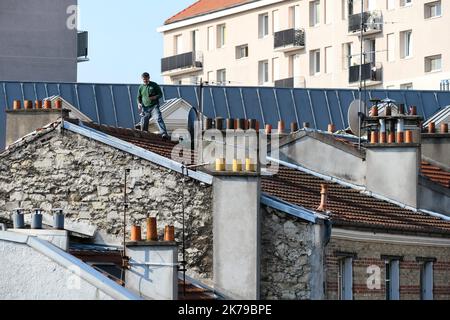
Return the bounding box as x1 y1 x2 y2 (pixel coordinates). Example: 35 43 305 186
326 236 450 300
0 129 213 281
260 206 318 300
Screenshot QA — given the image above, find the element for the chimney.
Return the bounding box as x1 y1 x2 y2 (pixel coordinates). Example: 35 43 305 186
125 222 178 300
211 164 261 299
5 98 70 148
316 184 328 212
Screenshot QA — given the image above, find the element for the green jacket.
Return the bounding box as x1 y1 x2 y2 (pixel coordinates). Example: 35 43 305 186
137 82 162 108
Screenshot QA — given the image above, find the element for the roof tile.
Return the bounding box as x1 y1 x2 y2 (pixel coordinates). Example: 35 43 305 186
165 0 253 24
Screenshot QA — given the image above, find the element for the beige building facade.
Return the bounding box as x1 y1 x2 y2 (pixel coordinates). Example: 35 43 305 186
158 0 450 90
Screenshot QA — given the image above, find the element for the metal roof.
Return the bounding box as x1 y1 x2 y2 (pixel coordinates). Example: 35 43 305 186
2 81 450 151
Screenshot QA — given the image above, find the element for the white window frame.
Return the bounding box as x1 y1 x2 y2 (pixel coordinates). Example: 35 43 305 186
217 24 226 48
425 1 442 19
401 0 412 7
258 60 269 85
401 30 412 59
387 33 395 62
217 69 226 85
425 54 442 73
235 44 249 60
387 0 395 10
310 49 321 75
207 26 214 51
174 34 183 55
259 13 269 38
310 0 321 27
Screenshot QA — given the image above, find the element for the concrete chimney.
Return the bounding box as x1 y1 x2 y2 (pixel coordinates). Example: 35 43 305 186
125 241 178 300
212 170 261 300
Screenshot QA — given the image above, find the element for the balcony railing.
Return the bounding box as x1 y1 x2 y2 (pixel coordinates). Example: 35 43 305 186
77 31 89 62
161 51 203 74
349 63 382 84
274 76 306 88
274 28 305 51
274 77 294 88
348 11 383 34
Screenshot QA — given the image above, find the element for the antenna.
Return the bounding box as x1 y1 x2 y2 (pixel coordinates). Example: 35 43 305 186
348 99 366 137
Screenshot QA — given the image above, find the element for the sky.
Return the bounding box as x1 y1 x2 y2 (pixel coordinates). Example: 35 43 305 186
77 0 195 85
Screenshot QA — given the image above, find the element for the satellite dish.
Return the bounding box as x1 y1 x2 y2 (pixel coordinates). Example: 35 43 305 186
348 99 366 137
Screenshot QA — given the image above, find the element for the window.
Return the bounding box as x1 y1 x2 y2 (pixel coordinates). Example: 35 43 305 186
272 57 280 82
342 42 352 69
235 44 249 59
325 46 333 74
191 30 199 52
387 33 395 62
400 82 413 90
310 1 321 26
207 71 214 83
207 27 214 51
366 0 376 10
217 69 227 85
387 0 395 10
174 34 183 55
338 257 353 300
425 1 441 19
419 261 434 300
272 10 280 33
401 0 412 7
290 54 301 80
385 259 400 300
324 0 332 24
400 30 412 58
217 24 226 48
290 5 301 28
259 13 269 38
310 49 321 75
258 60 269 85
425 54 442 72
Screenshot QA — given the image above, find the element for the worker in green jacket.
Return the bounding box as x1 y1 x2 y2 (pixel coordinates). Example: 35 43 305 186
137 72 168 138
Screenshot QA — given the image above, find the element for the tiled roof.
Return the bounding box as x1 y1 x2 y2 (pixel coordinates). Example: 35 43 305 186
421 161 450 188
83 122 180 160
165 0 253 24
261 166 450 236
79 122 450 236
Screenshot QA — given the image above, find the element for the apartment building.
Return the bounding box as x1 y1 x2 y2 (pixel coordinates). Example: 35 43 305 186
158 0 450 90
0 0 86 82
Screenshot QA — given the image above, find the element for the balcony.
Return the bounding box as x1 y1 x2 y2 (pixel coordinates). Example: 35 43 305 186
274 28 305 52
274 76 306 88
161 51 203 76
77 31 89 63
349 62 383 87
348 11 383 35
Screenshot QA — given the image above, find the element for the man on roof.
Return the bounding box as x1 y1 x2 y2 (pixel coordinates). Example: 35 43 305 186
137 72 168 138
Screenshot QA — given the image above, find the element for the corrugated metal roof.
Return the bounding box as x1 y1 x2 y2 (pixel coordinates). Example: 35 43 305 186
2 81 450 151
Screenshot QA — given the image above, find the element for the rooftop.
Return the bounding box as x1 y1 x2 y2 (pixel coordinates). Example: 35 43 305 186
261 166 450 237
165 0 253 25
81 122 450 237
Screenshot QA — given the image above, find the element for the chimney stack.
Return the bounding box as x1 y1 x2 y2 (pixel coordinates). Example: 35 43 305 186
316 184 329 212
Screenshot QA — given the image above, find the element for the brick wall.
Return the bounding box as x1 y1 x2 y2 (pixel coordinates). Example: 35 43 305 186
326 236 450 300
